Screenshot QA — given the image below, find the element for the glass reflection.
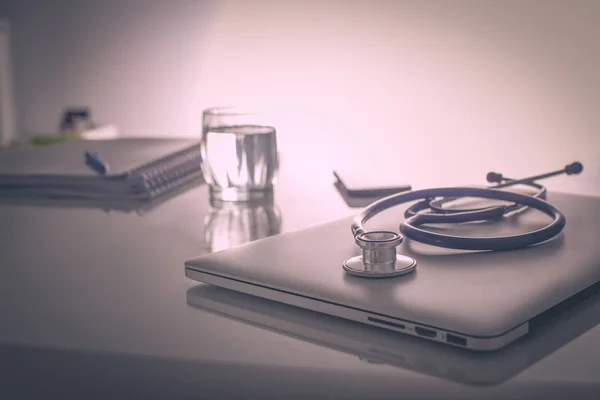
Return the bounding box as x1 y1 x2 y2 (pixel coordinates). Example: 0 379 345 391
204 195 282 252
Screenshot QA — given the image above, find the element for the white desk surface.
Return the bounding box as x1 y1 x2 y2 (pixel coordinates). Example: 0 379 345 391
1 147 599 398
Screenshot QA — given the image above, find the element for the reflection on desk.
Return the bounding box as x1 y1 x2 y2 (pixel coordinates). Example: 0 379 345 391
0 175 203 215
204 196 282 253
187 280 600 387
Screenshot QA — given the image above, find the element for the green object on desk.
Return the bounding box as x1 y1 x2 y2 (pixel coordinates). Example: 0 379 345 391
30 133 82 146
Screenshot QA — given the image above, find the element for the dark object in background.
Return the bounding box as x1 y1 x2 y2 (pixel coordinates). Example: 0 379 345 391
333 170 411 198
333 169 411 208
60 107 95 132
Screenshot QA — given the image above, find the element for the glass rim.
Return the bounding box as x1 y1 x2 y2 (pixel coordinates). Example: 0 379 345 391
203 106 254 117
207 125 276 134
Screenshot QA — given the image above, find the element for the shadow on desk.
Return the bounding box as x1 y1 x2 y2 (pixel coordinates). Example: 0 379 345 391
1 341 599 399
0 178 204 215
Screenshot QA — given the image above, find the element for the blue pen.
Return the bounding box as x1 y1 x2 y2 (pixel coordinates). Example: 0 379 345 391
84 151 110 175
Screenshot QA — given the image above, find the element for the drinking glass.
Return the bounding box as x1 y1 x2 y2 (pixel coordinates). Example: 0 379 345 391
200 107 279 202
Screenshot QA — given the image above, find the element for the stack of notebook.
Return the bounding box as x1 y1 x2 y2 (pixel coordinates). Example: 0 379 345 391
0 138 204 211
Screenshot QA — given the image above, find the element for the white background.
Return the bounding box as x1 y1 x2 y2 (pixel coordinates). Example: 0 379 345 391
1 0 598 194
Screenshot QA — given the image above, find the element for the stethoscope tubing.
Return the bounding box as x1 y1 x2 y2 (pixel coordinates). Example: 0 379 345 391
406 180 546 217
351 187 565 251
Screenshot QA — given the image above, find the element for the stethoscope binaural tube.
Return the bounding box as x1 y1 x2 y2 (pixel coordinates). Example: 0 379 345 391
351 187 566 251
399 161 583 223
405 179 546 218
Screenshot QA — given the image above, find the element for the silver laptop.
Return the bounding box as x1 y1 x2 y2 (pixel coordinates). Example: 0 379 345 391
185 192 600 351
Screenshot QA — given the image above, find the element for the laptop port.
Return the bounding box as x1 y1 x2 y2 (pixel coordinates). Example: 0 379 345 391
367 316 406 330
446 334 467 347
415 326 437 338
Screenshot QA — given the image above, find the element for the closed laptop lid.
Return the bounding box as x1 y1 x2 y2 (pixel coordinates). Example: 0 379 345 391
185 192 600 337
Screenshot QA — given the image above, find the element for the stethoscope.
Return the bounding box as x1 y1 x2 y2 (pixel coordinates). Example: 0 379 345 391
343 162 583 278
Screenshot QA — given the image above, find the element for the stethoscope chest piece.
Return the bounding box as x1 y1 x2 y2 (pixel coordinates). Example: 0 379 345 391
343 231 417 278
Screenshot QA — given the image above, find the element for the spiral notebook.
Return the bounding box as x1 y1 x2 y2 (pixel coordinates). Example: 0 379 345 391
0 138 203 202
